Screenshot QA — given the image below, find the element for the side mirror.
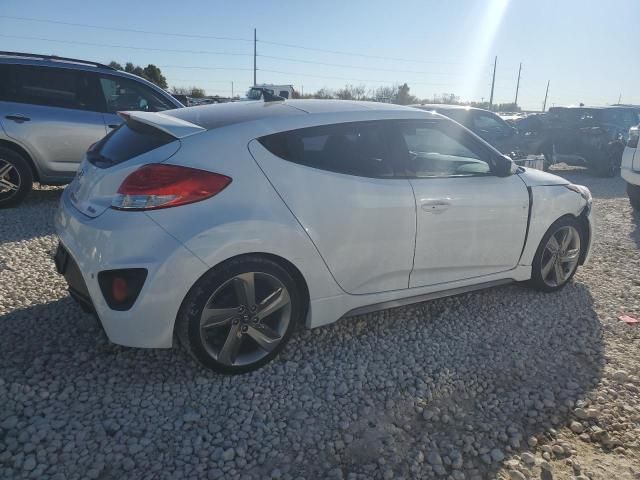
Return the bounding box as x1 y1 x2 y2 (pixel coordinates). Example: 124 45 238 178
495 155 517 177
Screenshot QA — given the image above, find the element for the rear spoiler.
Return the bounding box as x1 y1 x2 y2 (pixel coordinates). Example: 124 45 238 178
117 111 205 139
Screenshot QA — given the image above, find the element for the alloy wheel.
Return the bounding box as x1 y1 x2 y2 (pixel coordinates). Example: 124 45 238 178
0 159 21 198
199 272 291 367
540 226 581 287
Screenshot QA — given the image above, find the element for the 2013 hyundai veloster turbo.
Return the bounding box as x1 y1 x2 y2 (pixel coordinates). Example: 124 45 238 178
54 100 593 374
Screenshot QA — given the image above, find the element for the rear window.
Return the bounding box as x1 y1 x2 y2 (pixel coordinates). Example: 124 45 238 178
88 120 175 168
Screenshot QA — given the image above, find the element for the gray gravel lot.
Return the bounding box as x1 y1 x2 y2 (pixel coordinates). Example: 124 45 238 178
1 167 639 480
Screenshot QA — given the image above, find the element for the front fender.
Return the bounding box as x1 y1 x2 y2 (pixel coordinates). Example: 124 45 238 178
519 185 589 266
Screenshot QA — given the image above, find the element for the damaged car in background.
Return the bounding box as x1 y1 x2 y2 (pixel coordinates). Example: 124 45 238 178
411 104 546 170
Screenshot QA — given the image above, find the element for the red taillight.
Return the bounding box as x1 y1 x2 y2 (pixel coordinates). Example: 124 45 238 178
112 164 232 210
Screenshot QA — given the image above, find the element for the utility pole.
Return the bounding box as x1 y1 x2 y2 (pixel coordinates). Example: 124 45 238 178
514 62 522 107
253 28 257 87
617 92 622 104
542 80 550 112
231 81 234 99
489 56 497 111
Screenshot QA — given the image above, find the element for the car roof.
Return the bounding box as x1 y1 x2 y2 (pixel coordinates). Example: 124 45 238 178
0 52 159 84
411 104 482 112
164 99 430 130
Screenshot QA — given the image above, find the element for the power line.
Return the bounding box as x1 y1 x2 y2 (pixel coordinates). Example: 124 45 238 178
0 14 462 66
0 15 253 42
258 54 464 76
258 68 458 86
0 34 253 56
160 65 254 72
257 39 462 65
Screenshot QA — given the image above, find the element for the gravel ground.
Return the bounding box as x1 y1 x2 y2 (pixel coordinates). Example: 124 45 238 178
1 167 639 480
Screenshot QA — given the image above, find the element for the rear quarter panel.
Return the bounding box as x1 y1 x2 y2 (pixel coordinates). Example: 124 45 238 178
145 126 344 307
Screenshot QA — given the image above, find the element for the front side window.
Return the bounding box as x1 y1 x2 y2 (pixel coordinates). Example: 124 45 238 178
99 76 174 113
397 121 492 177
2 65 100 111
259 121 396 178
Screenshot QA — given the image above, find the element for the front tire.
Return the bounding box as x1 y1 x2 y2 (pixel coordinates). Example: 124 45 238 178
529 217 584 292
176 255 303 374
0 147 33 208
627 182 640 210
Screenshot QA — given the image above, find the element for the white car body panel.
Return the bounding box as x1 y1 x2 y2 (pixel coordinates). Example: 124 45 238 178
53 100 594 349
249 140 416 294
55 191 209 348
408 174 529 287
621 144 640 185
118 111 206 139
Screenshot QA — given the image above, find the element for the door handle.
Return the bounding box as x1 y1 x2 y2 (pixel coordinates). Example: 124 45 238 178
107 124 119 129
5 114 30 122
421 200 451 213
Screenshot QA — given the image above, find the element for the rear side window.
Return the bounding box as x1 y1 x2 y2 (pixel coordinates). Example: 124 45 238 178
99 76 175 113
0 64 101 111
88 120 175 168
259 121 396 178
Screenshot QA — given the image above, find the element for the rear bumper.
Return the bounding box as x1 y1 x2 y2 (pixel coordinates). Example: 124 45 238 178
54 188 209 348
54 243 95 314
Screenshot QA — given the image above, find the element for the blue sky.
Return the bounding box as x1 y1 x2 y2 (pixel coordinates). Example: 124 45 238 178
1 0 638 110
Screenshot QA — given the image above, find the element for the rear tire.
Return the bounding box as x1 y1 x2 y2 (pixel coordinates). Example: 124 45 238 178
176 255 303 374
0 147 33 208
627 182 640 210
529 216 584 292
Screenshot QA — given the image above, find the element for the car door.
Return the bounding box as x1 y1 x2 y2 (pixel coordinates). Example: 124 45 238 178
393 119 529 288
249 120 416 295
0 64 108 181
96 74 178 133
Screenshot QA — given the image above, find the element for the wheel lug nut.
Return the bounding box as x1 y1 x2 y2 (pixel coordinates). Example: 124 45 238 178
251 305 257 312
241 325 248 333
232 318 239 325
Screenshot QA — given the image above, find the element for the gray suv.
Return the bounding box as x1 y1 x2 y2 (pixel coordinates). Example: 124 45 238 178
0 52 183 207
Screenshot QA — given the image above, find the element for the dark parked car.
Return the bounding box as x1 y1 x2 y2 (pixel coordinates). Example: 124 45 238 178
542 106 640 176
411 105 546 170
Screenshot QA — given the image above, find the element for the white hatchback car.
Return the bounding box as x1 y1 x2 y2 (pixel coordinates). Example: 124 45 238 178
55 100 593 373
621 124 640 210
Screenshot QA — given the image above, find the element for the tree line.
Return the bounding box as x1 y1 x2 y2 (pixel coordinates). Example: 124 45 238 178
108 61 519 111
293 84 520 112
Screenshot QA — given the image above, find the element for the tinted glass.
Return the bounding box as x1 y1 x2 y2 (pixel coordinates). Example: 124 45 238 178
473 112 511 135
259 121 396 178
602 109 639 128
0 65 100 110
88 120 175 168
99 76 174 113
437 109 471 126
398 121 492 177
0 65 10 101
